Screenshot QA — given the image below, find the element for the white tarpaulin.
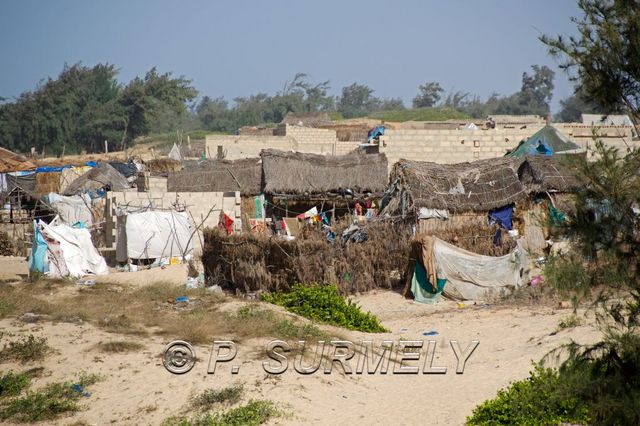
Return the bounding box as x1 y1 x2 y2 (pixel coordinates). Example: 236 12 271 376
45 192 93 226
125 211 194 259
434 238 527 301
40 221 108 277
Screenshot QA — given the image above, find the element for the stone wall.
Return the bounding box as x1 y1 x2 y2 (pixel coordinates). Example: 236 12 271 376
104 190 242 254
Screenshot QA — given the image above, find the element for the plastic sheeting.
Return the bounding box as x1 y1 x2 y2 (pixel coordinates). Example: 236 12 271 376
125 211 194 260
434 238 527 301
45 193 93 226
40 221 108 277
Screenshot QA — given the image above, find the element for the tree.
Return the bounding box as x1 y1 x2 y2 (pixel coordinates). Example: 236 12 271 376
337 83 377 118
454 65 555 118
518 65 555 114
555 89 599 122
412 81 444 108
541 0 640 127
0 64 197 155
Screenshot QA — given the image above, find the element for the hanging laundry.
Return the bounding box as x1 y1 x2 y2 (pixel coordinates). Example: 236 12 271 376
320 212 330 226
220 212 234 235
488 204 514 230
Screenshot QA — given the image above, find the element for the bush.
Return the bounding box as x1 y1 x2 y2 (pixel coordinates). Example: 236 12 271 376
191 384 244 410
262 283 388 333
467 365 590 425
164 400 279 426
368 107 470 122
0 334 51 363
0 373 100 422
0 371 30 399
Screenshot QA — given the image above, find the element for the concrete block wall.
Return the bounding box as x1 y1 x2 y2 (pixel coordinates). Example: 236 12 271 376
104 190 241 254
205 135 299 160
206 124 339 160
557 124 639 157
378 126 544 170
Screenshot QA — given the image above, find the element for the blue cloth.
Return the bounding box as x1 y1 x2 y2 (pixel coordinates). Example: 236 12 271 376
85 161 97 167
488 204 514 230
28 222 48 273
367 126 385 142
35 165 72 173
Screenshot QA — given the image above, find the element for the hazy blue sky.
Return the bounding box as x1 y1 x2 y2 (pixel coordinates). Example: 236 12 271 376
0 0 582 112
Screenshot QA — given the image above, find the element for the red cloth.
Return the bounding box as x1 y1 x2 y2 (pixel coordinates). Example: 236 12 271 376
222 213 234 234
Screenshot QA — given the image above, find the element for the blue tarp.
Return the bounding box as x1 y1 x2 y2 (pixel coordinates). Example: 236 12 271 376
367 126 385 142
35 161 96 173
28 221 48 274
488 204 514 230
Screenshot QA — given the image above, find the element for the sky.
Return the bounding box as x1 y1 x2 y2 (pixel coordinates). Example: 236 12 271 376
0 0 582 112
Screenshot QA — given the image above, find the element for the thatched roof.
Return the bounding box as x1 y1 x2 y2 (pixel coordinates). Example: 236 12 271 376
392 157 526 212
167 158 262 195
63 162 130 195
518 155 582 193
261 149 388 196
0 147 36 173
281 112 332 127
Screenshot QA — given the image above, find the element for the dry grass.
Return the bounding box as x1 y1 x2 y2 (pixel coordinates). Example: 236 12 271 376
202 221 412 294
95 340 145 353
0 279 334 345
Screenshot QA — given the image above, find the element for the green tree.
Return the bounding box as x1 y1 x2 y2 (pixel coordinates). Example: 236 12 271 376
412 81 444 108
555 89 599 122
541 0 639 127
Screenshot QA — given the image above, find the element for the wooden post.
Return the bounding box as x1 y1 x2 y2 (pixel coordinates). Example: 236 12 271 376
104 140 108 153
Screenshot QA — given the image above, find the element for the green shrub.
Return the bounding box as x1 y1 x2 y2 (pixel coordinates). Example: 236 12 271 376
0 371 30 398
0 334 51 363
467 365 590 425
369 107 470 122
164 400 279 426
262 283 388 333
0 373 100 422
191 384 244 410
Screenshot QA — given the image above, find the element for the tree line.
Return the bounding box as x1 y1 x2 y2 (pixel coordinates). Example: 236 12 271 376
0 61 611 156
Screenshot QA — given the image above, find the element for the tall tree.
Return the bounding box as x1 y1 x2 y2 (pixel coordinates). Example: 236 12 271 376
541 0 640 127
412 81 444 108
555 89 599 122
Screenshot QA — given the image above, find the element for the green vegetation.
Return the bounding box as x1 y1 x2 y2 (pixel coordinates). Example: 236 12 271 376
471 5 640 421
369 107 470 122
557 314 583 330
0 63 196 155
0 372 30 399
191 384 244 410
0 334 51 364
262 283 388 333
234 305 326 340
164 400 280 426
0 373 100 423
467 365 590 425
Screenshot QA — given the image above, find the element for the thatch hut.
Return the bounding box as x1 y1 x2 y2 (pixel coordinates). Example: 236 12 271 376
260 148 389 223
167 158 262 195
387 157 526 214
382 157 527 252
517 155 582 194
261 149 388 199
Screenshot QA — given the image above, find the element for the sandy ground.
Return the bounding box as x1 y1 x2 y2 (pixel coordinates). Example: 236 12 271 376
0 256 602 425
